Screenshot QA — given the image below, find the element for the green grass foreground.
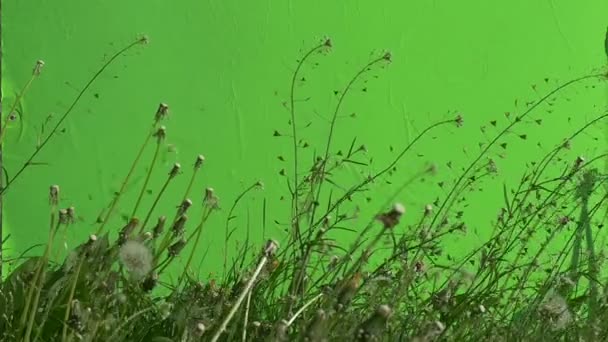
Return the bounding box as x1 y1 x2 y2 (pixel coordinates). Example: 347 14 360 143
2 36 608 342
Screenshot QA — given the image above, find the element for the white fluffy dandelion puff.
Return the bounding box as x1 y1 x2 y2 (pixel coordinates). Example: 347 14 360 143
119 240 153 281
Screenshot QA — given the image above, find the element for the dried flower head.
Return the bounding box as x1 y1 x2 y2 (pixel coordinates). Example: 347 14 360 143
171 214 188 237
204 187 219 209
376 203 405 229
155 103 169 122
424 204 433 217
154 126 166 141
383 51 392 62
168 239 186 257
59 209 69 225
152 216 166 238
455 114 464 127
264 239 279 257
137 34 149 45
177 198 193 217
194 154 205 169
49 185 60 206
119 240 153 281
541 291 573 331
169 163 181 178
33 60 45 76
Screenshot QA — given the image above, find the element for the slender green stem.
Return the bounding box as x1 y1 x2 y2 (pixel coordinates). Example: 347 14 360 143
131 133 163 219
23 217 61 342
177 207 213 288
97 126 156 235
61 256 85 342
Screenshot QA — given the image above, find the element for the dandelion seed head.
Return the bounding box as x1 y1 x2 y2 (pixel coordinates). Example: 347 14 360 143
119 240 153 281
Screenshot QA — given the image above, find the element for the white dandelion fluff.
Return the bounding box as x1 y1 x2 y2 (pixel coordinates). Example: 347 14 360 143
119 240 153 281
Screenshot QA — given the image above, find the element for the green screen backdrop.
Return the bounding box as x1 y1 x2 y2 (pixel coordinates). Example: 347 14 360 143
1 1 607 281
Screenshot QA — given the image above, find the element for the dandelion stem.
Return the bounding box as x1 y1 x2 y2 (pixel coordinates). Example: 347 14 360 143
0 38 146 196
131 131 163 219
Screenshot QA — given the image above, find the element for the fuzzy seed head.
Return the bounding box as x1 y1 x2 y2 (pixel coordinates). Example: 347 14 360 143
119 240 153 281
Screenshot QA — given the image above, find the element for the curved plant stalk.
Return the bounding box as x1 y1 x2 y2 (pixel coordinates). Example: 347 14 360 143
141 162 181 241
0 60 44 145
1 37 148 196
19 186 60 337
131 126 166 218
177 206 214 288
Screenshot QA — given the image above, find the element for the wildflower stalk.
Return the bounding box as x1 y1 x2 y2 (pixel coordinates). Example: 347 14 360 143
131 126 166 218
427 73 605 234
210 240 278 342
288 39 331 256
0 60 44 145
223 182 261 281
0 37 147 196
177 205 214 288
141 162 181 237
242 290 252 342
61 253 85 342
96 103 168 235
19 185 60 337
178 155 205 210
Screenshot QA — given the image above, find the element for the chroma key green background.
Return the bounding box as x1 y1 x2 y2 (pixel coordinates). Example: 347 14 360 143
1 1 607 280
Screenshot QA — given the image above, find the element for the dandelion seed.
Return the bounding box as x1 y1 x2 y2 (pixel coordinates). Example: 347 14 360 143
541 291 573 331
119 240 153 281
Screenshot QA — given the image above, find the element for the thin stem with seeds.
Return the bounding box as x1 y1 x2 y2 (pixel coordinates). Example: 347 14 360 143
1 38 147 196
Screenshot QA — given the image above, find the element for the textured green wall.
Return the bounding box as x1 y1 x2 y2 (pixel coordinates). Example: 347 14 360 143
1 1 607 279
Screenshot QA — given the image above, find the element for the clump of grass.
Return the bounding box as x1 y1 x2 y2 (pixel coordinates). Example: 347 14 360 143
1 34 608 342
